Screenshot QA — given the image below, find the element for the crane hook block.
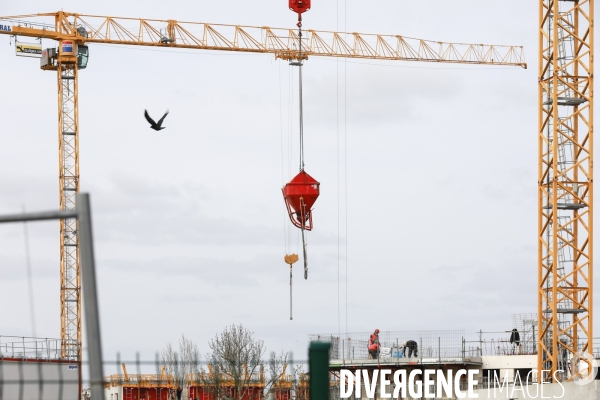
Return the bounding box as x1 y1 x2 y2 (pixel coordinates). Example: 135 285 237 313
285 254 299 265
282 170 320 231
289 0 311 15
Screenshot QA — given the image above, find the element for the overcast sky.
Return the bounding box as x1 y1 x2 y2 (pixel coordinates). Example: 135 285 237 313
0 0 589 371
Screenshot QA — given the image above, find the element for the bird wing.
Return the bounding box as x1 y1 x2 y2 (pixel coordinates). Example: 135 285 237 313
156 109 169 126
144 109 157 126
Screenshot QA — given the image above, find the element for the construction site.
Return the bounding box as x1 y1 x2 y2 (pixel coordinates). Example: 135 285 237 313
0 0 597 399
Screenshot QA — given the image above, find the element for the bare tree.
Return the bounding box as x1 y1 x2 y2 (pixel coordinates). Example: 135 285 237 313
292 365 309 400
265 351 292 399
162 335 201 400
200 324 289 400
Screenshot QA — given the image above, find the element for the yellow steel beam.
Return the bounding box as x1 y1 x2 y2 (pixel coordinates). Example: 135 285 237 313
122 363 130 381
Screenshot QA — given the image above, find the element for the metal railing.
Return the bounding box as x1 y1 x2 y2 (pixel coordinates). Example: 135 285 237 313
464 332 600 358
464 331 537 357
311 328 600 362
0 336 62 360
310 330 466 362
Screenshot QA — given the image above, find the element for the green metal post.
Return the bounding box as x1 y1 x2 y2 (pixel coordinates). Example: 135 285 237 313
309 341 331 400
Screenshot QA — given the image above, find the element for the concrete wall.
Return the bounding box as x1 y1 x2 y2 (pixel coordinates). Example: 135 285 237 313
481 355 537 369
477 355 537 384
105 384 123 400
0 358 80 400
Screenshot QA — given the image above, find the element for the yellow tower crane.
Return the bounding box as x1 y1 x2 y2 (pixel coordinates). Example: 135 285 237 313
538 0 594 382
0 11 526 361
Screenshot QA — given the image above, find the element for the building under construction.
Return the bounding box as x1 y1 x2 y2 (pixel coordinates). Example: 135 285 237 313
103 364 295 400
0 0 596 399
313 314 600 399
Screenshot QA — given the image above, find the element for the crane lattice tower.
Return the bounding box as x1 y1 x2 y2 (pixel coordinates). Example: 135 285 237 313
538 0 593 381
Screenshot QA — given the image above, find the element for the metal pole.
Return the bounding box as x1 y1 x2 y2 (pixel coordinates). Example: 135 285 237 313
479 330 483 357
0 210 77 223
309 341 330 400
77 194 104 400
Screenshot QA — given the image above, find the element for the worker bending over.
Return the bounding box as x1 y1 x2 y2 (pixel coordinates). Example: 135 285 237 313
403 340 418 358
368 329 381 359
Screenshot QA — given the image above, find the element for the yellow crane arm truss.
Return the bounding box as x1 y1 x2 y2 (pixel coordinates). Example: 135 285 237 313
0 11 526 67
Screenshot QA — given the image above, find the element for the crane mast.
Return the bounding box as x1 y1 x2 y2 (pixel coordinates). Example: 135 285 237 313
58 61 81 360
0 11 526 363
538 0 593 382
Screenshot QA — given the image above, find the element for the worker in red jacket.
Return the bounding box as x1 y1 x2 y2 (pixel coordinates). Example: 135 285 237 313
368 329 380 359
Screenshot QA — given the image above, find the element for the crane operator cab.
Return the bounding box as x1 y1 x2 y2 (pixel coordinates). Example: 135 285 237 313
40 43 89 70
77 45 89 69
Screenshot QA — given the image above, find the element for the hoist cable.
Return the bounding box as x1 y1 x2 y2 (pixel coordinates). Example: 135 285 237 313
298 19 305 171
296 17 308 279
336 0 341 340
299 66 305 171
279 63 289 255
344 0 349 338
290 265 293 320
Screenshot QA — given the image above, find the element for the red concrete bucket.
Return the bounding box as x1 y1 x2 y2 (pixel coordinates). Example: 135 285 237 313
282 170 320 230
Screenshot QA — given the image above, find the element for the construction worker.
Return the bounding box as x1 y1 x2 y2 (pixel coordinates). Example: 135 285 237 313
403 340 418 358
368 329 381 359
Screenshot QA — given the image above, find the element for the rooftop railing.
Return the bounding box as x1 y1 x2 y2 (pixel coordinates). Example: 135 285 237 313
310 330 465 362
0 335 63 360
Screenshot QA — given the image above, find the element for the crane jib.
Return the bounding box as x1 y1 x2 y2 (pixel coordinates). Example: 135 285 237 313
0 15 527 68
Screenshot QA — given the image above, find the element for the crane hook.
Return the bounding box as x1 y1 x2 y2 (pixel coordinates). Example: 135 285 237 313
285 254 299 320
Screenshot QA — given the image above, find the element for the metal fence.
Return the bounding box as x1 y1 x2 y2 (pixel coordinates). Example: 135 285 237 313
0 195 334 400
0 194 105 400
0 356 312 400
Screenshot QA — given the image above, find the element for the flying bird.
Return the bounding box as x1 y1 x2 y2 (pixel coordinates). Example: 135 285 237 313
144 109 169 131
